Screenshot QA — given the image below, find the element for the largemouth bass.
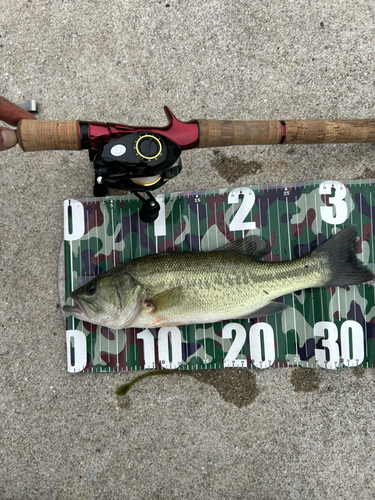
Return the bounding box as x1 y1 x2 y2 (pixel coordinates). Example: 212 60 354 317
63 225 374 329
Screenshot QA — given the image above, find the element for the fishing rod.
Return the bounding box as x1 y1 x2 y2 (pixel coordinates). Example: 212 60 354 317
16 107 375 221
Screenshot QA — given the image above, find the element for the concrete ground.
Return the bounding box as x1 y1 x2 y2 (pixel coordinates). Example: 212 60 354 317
1 0 375 498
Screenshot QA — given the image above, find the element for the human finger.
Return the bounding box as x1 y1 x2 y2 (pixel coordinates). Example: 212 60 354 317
0 126 18 151
0 96 37 127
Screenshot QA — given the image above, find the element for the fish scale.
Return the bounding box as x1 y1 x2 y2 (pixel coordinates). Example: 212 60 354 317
63 180 375 373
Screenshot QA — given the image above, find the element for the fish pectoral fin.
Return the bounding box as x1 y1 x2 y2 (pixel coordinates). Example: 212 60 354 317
145 287 185 314
240 301 290 319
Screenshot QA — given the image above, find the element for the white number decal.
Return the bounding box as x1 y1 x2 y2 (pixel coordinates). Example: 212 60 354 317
340 320 365 367
158 327 183 369
125 320 366 372
250 323 275 369
314 321 340 369
222 323 248 368
66 329 87 373
319 181 348 224
64 199 85 241
228 187 256 232
137 329 156 369
154 194 166 237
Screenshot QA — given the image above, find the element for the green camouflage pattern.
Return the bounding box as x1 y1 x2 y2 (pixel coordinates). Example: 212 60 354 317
63 179 375 373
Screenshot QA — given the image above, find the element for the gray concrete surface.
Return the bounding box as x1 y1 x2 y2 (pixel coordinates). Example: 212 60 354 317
1 0 375 498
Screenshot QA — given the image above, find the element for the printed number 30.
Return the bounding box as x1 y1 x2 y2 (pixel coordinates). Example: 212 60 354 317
314 321 364 369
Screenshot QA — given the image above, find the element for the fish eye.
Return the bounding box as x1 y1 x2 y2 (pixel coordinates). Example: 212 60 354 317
85 283 96 295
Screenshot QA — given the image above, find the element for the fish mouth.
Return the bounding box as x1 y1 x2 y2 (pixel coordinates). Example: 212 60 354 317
63 298 96 321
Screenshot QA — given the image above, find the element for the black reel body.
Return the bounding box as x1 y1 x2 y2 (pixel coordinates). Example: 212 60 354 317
90 132 182 222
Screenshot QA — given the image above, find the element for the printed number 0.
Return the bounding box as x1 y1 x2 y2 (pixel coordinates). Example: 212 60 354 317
66 329 87 373
63 199 85 241
249 323 275 369
228 187 256 232
319 181 348 225
340 320 365 367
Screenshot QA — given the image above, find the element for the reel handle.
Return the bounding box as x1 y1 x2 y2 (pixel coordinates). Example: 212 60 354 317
197 118 375 147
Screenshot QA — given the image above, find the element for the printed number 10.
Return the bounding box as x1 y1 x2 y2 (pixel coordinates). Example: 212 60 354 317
138 327 182 369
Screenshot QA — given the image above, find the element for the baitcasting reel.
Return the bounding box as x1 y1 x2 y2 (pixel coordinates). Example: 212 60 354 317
90 132 182 222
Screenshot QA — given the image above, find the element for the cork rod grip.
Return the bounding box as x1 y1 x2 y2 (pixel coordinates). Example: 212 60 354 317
197 119 375 148
17 120 81 151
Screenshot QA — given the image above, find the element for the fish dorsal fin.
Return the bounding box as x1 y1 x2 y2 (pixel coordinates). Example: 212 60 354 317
211 235 270 259
237 301 289 319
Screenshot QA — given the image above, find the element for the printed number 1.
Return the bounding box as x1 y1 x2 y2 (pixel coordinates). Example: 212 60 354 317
154 194 166 237
63 199 85 241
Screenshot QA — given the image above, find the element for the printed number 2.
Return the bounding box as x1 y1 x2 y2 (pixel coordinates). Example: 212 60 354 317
228 187 256 232
319 181 348 224
223 323 248 367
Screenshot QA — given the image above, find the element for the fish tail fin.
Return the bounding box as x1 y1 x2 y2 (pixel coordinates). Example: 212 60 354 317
313 225 374 287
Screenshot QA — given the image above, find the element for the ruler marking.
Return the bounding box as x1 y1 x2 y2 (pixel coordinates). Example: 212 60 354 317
370 191 374 368
359 187 367 367
289 194 299 366
93 203 98 373
111 200 120 371
305 190 316 350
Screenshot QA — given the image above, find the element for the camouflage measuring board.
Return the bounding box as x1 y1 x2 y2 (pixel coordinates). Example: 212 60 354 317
64 179 375 373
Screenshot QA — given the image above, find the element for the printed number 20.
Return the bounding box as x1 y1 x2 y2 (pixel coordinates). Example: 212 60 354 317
223 322 275 369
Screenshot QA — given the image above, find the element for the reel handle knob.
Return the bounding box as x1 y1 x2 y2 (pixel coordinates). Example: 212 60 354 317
139 200 160 223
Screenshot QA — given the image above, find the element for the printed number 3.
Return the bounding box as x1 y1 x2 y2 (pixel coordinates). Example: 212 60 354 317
319 181 348 225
